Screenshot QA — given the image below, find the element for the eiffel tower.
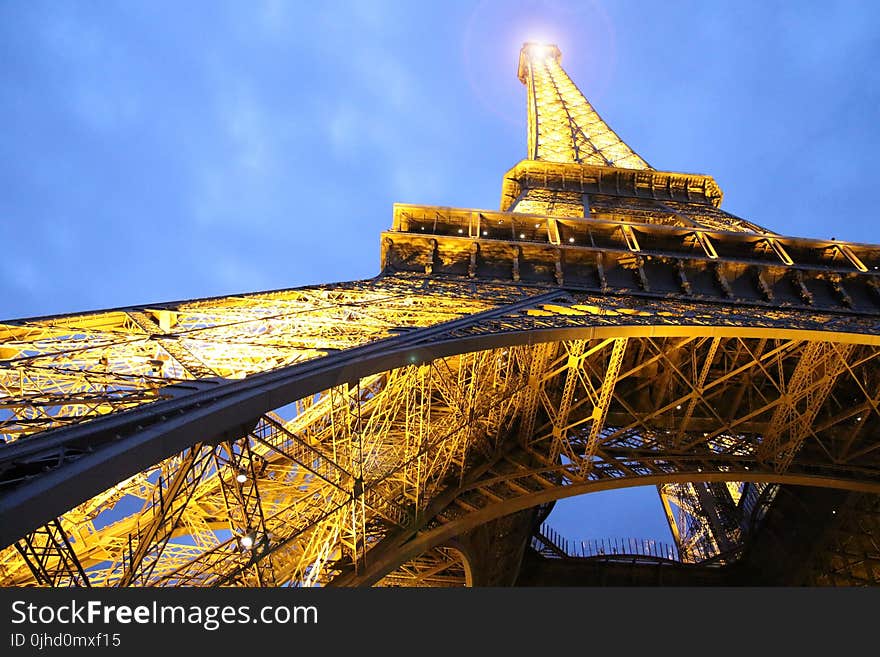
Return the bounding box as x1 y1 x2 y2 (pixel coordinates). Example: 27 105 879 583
2 43 879 587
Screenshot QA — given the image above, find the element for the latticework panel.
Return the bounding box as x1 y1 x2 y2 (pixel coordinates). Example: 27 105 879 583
519 43 650 169
4 319 880 587
0 277 534 442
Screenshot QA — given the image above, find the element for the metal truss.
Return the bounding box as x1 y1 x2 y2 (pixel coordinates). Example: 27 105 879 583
3 308 879 586
659 482 742 561
518 43 650 169
1 42 879 587
376 546 471 587
0 277 525 442
10 518 90 587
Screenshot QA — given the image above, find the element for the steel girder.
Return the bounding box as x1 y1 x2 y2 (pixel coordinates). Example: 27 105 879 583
2 276 880 586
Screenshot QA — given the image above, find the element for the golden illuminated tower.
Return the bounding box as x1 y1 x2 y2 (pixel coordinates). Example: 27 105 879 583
1 43 879 587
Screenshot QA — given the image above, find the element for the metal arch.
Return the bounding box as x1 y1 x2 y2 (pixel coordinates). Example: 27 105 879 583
3 310 880 551
3 323 880 586
329 470 880 588
376 543 474 588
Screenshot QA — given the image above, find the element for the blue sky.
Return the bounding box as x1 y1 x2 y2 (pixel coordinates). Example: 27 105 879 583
2 1 878 549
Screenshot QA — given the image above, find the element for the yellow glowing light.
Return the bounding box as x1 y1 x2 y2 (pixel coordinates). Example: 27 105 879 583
530 44 550 60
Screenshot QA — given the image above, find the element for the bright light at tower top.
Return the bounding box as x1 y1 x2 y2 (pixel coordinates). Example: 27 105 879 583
522 41 561 61
518 42 562 83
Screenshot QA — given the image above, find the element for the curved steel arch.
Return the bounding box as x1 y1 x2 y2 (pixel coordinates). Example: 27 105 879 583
376 543 474 587
2 300 879 586
330 469 880 587
2 296 879 550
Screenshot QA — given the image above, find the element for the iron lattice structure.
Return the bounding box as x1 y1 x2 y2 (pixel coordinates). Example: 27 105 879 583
2 43 880 587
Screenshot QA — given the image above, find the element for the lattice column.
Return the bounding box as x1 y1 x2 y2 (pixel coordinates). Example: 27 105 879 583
14 519 90 587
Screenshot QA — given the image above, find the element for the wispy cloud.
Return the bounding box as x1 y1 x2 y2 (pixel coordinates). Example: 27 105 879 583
190 78 306 228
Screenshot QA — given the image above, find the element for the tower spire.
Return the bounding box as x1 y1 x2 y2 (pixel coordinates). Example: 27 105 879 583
518 42 650 169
